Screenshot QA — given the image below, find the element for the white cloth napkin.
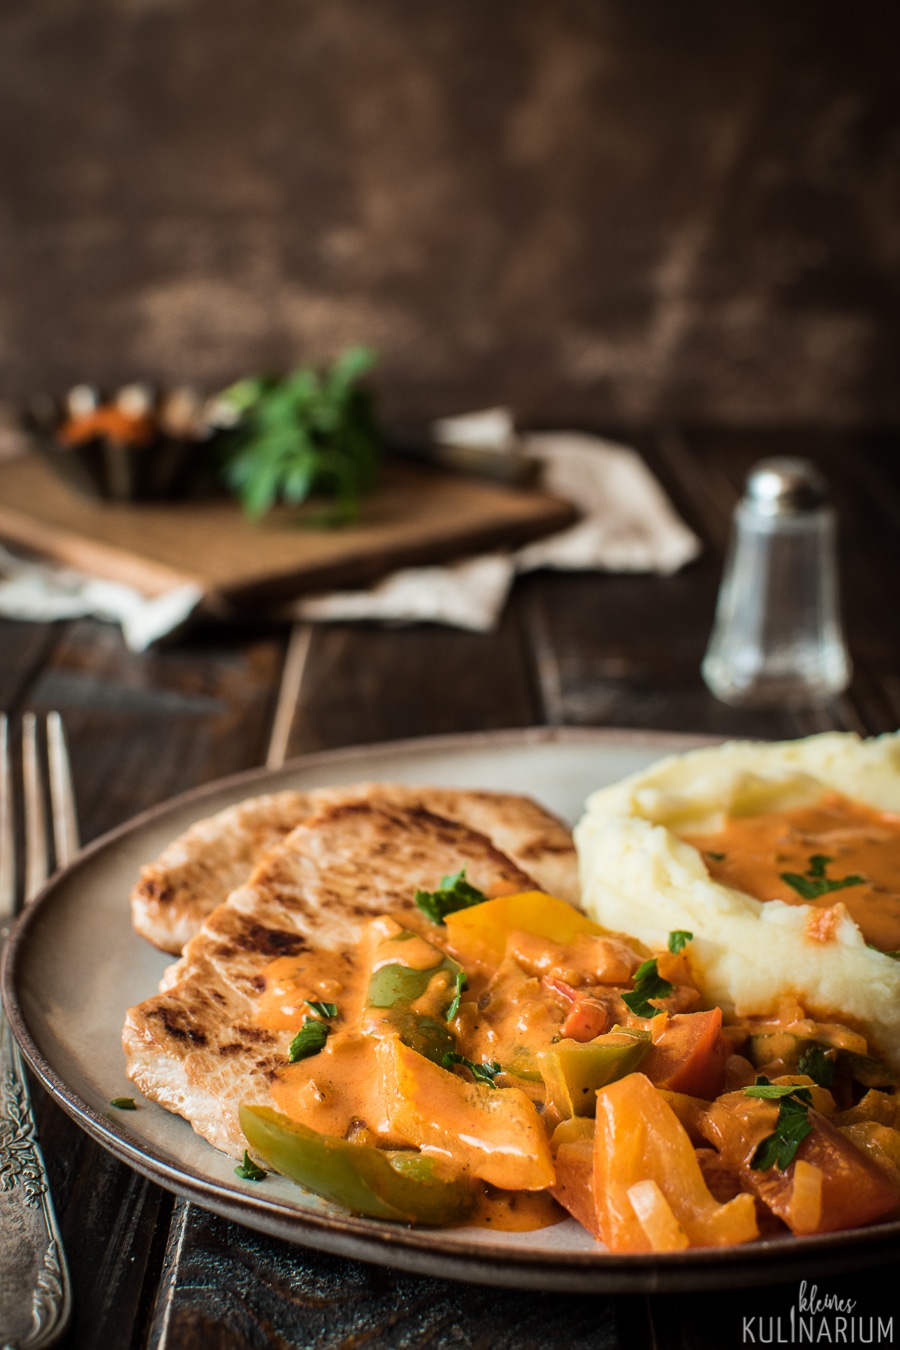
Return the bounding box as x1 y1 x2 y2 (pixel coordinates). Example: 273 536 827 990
291 433 701 632
0 432 700 643
0 543 203 651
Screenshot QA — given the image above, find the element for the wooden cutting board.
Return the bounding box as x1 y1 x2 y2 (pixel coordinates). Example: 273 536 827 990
0 453 575 602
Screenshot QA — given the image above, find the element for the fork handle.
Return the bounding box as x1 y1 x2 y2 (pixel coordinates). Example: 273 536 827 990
0 1016 71 1349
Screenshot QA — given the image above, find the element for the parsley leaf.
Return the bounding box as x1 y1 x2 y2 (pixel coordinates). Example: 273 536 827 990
235 1150 267 1182
109 1097 137 1110
749 1093 814 1171
442 1052 502 1088
305 1000 339 1019
745 1079 814 1170
415 868 490 925
446 970 467 1022
705 851 727 862
780 853 865 901
797 1044 835 1088
621 958 674 1018
745 1079 813 1102
288 1019 329 1062
668 930 693 954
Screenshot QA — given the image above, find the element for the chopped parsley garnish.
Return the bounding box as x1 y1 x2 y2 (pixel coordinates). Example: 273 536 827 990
234 1150 267 1182
109 1097 137 1110
305 1000 339 1019
446 970 467 1022
442 1051 502 1088
869 944 900 960
745 1077 814 1171
705 852 727 862
288 1019 329 1062
621 958 674 1018
780 853 865 901
797 1044 835 1089
668 930 693 954
415 868 489 925
745 1077 811 1100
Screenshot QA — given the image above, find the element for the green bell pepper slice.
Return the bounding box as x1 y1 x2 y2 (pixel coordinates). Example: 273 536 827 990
538 1027 651 1118
365 931 463 1066
239 1104 476 1224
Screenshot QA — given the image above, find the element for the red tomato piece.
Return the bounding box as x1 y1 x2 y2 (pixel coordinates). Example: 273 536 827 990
641 1009 730 1100
542 977 614 1041
562 999 612 1042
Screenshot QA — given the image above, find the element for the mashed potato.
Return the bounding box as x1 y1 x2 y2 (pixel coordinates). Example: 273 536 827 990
575 732 900 1069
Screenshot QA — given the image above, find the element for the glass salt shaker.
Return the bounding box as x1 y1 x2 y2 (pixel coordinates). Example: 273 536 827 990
701 457 852 708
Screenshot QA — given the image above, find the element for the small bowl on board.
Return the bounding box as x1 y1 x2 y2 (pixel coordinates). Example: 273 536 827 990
25 384 222 503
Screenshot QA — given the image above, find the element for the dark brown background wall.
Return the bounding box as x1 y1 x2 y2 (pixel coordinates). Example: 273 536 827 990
2 0 899 429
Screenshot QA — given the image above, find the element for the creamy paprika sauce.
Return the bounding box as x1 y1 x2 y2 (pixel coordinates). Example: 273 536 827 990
683 792 900 952
469 1186 565 1231
254 933 573 1231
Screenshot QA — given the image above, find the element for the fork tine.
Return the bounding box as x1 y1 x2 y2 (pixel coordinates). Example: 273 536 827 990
0 714 13 924
22 711 48 904
47 711 79 867
0 709 73 1339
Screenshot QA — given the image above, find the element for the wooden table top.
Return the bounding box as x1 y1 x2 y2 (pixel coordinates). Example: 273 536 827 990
2 428 899 1349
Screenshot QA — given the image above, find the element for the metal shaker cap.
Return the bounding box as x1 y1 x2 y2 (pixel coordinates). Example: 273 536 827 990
743 457 828 516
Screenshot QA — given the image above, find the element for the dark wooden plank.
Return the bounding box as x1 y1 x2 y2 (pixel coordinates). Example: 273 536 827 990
518 566 843 740
284 605 539 758
20 617 286 840
148 1201 625 1350
0 618 61 713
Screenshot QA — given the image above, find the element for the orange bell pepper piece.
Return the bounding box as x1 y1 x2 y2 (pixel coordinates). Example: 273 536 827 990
594 1073 758 1251
376 1037 555 1191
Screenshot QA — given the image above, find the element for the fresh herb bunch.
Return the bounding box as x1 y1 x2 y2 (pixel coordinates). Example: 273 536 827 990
220 346 382 522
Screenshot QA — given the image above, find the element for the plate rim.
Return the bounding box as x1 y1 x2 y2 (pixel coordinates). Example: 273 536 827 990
4 723 900 1292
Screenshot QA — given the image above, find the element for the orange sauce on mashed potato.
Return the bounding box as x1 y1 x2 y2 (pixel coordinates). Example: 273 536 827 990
684 792 900 953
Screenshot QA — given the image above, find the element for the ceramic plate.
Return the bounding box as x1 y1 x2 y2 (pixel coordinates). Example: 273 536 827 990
4 727 899 1292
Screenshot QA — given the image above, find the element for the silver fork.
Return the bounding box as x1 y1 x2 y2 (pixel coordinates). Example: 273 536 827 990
1 713 75 1349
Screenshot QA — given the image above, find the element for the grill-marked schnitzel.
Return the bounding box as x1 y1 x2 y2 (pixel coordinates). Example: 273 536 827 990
131 784 578 954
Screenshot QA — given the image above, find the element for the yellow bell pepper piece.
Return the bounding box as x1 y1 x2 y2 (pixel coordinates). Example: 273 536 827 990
443 891 602 969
